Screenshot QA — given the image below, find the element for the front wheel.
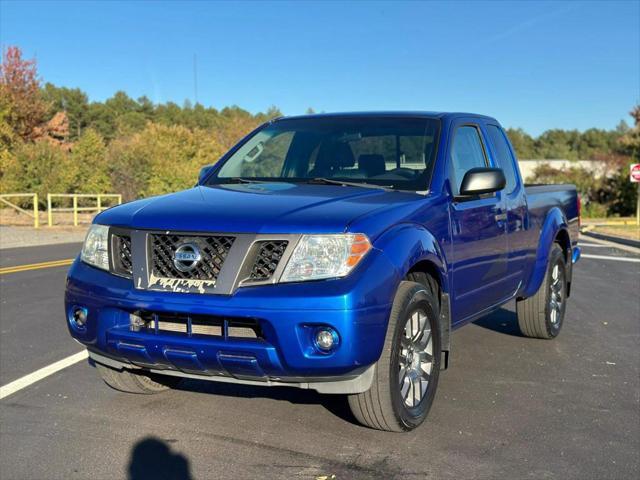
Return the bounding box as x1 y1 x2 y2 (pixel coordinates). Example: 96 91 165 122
348 281 441 432
95 362 181 394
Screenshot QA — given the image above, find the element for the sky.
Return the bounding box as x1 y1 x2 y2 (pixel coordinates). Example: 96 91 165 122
0 0 638 136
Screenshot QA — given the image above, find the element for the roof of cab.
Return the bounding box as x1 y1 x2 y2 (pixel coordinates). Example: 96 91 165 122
277 111 498 123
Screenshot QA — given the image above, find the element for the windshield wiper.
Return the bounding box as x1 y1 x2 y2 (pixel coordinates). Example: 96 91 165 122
304 178 393 190
219 177 268 184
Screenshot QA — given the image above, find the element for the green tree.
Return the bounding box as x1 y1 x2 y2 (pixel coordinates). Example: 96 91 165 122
105 91 139 116
69 129 111 193
41 83 89 140
115 112 148 136
601 166 638 216
2 140 73 204
105 134 150 202
534 129 580 159
619 105 640 160
0 106 19 191
530 164 602 203
505 128 535 158
87 102 117 140
136 96 154 116
107 123 225 200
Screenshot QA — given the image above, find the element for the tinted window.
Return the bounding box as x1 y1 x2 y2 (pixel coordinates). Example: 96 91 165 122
486 125 518 193
211 117 441 191
450 126 487 193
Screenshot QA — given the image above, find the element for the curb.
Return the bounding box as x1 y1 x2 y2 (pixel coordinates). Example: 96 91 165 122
581 230 640 249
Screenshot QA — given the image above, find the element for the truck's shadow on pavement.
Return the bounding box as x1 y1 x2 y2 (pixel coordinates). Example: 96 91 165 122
128 437 193 480
168 308 524 425
473 307 524 337
175 379 357 424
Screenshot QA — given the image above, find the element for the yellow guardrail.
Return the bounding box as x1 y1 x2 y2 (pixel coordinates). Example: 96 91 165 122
0 193 39 228
47 193 122 227
582 219 640 227
590 220 637 226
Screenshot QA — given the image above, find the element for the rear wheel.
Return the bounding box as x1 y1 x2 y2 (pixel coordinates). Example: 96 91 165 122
516 243 567 339
95 362 181 394
348 280 441 432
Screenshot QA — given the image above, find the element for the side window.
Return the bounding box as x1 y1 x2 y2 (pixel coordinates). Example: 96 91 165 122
450 125 487 193
486 125 518 193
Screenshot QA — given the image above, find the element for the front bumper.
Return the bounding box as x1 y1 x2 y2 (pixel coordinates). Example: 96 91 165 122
65 249 400 393
88 350 376 394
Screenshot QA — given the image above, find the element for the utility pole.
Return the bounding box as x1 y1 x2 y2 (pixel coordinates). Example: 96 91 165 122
193 54 198 105
631 163 640 226
636 182 639 227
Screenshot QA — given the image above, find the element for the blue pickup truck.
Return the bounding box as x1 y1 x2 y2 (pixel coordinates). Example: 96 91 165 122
66 112 580 432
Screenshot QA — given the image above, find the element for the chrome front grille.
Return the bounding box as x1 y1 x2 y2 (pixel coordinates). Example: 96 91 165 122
150 233 235 281
110 229 298 294
248 240 289 281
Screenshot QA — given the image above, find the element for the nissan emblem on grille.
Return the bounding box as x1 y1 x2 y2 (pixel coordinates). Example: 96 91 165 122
149 234 235 285
173 243 202 272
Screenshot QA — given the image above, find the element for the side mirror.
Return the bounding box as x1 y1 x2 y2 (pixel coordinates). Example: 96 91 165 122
197 165 215 185
458 167 506 197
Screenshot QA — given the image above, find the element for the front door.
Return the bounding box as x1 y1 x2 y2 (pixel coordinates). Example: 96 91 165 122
448 123 509 323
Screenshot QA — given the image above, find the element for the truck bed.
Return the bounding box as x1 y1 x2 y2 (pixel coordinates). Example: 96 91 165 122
524 183 580 242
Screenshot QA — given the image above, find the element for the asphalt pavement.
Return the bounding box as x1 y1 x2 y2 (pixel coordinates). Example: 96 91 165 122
0 240 638 479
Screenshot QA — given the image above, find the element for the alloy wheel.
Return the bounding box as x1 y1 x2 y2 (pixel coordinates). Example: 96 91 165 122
398 309 434 408
549 263 564 326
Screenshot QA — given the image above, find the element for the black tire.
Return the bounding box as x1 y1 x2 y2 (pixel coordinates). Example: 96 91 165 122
95 362 181 394
516 243 567 339
407 271 440 304
348 280 441 432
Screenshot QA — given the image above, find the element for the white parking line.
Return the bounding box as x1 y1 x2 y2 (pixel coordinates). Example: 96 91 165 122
581 254 640 263
0 350 88 400
578 243 609 248
580 235 640 254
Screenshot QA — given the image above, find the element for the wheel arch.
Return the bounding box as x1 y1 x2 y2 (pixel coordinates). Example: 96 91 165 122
521 207 571 299
374 223 451 368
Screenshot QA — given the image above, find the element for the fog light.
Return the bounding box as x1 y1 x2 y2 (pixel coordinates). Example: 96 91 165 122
70 307 88 330
314 327 339 352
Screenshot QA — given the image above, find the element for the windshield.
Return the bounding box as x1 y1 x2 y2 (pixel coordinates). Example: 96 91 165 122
207 116 441 191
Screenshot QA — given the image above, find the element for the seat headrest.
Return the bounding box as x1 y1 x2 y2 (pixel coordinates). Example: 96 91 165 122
314 141 356 175
358 154 386 177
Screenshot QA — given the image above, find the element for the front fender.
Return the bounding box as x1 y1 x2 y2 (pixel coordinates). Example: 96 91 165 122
373 223 448 295
373 223 451 360
521 207 568 298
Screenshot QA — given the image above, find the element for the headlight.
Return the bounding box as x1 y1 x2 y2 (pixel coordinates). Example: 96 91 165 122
281 234 371 282
81 224 110 271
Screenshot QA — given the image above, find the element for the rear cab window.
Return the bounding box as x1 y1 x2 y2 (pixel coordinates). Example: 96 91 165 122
486 125 519 194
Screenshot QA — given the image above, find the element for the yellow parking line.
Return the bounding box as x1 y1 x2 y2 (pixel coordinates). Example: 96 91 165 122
0 258 74 275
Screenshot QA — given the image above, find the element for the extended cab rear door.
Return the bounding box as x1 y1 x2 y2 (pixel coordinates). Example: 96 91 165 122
483 123 528 293
447 119 510 323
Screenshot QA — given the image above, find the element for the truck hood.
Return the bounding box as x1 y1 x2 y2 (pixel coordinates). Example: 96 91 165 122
96 183 427 238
